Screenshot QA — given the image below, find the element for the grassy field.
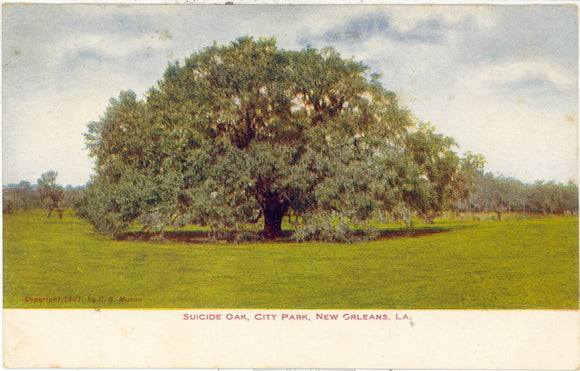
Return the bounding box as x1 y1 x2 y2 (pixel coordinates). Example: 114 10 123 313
3 210 578 309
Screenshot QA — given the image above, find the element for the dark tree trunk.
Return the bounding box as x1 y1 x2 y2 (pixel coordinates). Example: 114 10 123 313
255 180 289 239
496 210 502 221
258 198 288 239
261 201 288 239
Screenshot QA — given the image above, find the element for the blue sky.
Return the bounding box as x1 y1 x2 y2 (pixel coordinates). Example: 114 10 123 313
2 4 578 186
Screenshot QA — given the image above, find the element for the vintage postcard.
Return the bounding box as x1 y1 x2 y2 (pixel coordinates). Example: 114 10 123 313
2 1 579 368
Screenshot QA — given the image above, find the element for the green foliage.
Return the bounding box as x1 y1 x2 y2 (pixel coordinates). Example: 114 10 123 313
3 181 41 213
469 173 524 219
3 180 83 215
452 151 486 210
291 212 353 243
4 210 577 309
528 180 578 214
461 171 578 219
37 171 63 205
82 37 462 240
36 171 65 217
60 185 85 209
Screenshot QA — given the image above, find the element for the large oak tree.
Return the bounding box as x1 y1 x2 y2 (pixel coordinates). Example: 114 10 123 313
80 37 462 240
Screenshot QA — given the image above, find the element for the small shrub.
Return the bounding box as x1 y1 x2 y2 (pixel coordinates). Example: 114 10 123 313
233 231 263 244
293 213 380 243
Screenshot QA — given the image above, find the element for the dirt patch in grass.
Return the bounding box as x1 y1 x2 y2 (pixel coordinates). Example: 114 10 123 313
116 228 451 244
377 228 451 239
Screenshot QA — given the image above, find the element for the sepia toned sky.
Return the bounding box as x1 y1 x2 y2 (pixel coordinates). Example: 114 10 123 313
2 3 578 186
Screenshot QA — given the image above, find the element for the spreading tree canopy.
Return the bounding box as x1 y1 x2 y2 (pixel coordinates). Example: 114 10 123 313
80 37 462 240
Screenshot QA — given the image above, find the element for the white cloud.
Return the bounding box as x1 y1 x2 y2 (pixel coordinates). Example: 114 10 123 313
461 60 576 95
56 30 174 61
386 5 498 33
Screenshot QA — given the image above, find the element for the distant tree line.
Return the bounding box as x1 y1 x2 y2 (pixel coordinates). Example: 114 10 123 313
3 167 578 224
3 171 84 216
455 172 578 220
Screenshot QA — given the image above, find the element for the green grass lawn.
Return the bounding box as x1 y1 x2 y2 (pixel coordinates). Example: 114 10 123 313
3 210 578 309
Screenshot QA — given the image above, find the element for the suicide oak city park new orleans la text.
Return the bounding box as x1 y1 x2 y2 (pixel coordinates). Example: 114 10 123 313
182 312 412 321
